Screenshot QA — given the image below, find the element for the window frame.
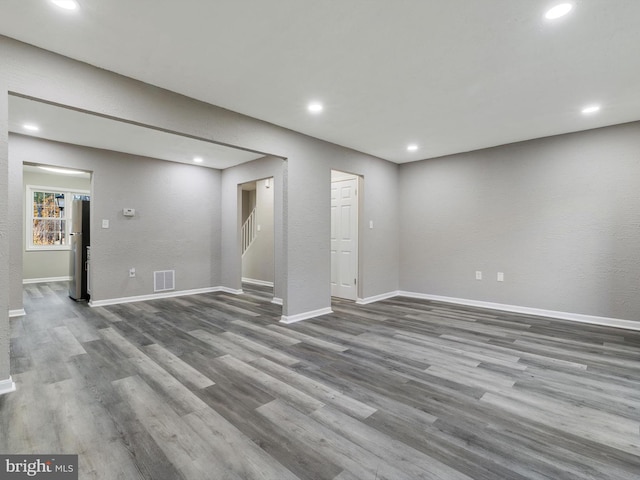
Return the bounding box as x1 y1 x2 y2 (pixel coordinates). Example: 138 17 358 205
26 185 90 252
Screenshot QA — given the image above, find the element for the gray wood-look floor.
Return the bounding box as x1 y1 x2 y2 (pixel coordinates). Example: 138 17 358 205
1 282 639 479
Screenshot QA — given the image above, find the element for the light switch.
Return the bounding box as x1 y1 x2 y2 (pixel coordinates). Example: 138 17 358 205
369 220 374 229
102 219 109 229
497 272 505 282
475 271 482 280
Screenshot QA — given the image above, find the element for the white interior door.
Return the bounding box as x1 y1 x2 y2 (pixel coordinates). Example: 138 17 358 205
331 177 358 300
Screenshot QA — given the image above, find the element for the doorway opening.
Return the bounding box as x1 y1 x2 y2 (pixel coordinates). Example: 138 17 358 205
331 170 361 301
22 163 92 299
240 177 275 300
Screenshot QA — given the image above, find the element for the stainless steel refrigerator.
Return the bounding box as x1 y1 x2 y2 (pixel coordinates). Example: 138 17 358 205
69 198 90 301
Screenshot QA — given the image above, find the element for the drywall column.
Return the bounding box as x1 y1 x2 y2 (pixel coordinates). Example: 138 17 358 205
282 148 332 321
8 133 23 312
0 86 14 393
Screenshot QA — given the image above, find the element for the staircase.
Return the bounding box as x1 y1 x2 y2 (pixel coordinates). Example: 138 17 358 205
241 208 257 255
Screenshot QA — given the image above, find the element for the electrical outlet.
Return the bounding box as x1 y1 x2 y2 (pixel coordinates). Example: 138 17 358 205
497 272 504 282
475 271 482 280
129 268 136 278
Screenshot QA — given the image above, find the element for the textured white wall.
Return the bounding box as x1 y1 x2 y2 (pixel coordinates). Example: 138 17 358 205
22 251 68 281
10 135 221 302
399 122 640 321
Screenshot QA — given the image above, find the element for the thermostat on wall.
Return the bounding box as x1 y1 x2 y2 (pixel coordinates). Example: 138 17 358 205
123 208 135 217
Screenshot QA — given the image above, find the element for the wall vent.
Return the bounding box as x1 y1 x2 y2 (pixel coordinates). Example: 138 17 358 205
154 270 175 292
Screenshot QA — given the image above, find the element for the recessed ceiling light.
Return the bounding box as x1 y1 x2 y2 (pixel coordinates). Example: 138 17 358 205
193 157 203 163
407 144 419 152
545 3 573 20
23 124 40 132
38 166 85 175
307 102 323 114
581 104 601 115
50 0 79 10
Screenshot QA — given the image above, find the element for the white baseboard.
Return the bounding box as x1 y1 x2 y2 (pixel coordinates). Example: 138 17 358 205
280 307 333 324
0 376 16 396
397 291 640 332
356 291 400 305
9 309 26 318
271 297 283 305
89 286 235 308
218 287 244 295
23 276 71 284
242 277 274 287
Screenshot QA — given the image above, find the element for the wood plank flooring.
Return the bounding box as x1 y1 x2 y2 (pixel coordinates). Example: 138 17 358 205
1 282 639 479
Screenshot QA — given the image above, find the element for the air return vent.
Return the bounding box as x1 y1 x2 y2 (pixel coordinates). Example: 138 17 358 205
154 270 175 292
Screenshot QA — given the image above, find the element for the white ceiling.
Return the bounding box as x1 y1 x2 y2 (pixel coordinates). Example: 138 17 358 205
1 0 640 163
9 96 264 169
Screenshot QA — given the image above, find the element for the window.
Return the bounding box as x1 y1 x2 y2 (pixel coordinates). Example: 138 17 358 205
26 185 90 250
